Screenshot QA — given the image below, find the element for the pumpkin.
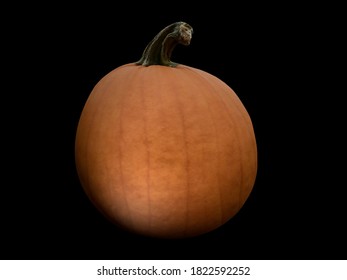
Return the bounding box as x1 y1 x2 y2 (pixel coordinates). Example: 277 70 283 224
75 22 257 239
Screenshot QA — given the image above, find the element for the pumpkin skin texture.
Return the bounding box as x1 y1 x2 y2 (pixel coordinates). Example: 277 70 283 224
75 22 257 239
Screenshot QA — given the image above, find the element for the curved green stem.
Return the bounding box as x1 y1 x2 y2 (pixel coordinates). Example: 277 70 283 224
136 22 193 67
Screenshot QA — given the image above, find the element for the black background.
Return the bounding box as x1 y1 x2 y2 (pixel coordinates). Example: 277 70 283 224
2 4 345 260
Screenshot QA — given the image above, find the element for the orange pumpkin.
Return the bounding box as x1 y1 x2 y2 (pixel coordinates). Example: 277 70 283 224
75 22 257 239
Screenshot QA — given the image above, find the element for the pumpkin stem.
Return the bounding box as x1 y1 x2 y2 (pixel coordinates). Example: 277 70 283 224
136 22 193 67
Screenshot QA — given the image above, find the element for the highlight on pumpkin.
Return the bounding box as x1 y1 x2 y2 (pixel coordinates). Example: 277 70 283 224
75 22 257 239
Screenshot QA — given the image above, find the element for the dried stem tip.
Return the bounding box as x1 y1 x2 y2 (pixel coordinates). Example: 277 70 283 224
136 22 193 67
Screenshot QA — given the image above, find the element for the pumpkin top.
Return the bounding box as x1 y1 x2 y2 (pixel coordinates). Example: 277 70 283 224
136 22 193 67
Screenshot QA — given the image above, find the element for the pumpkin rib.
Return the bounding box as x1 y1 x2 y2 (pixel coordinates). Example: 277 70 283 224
204 72 257 201
138 66 153 233
176 67 225 226
204 72 247 210
204 72 257 205
212 76 258 182
195 67 257 173
102 66 139 229
183 66 247 211
76 70 120 214
114 67 144 230
170 69 192 237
